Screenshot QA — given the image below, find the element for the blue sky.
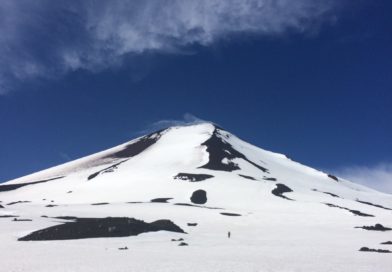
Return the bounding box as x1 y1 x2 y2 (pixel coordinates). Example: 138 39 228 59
0 1 391 192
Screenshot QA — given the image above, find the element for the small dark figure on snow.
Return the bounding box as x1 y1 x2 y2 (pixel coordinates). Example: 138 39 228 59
228 231 231 238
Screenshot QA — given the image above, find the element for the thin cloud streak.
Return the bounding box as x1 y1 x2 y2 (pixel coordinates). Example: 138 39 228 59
0 0 342 94
336 162 392 194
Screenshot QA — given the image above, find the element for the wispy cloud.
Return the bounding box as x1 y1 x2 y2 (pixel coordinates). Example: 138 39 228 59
0 0 342 94
139 113 208 135
335 162 392 194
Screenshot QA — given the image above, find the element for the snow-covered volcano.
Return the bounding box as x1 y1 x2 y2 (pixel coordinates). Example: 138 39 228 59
1 123 391 271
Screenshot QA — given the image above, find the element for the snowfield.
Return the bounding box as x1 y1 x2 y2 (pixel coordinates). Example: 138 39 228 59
1 123 391 271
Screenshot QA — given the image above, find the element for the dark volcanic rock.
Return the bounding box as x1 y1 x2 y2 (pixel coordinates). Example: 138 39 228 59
13 218 32 222
381 241 392 245
324 203 374 217
355 224 392 231
0 204 4 208
263 177 277 181
171 238 184 242
356 200 392 211
7 201 31 206
312 189 340 198
271 184 293 200
359 247 391 253
199 128 268 173
88 160 128 181
190 190 207 204
18 217 185 241
220 212 241 216
238 174 256 180
0 177 64 192
91 202 110 206
106 130 163 159
187 223 198 226
150 198 173 203
178 242 188 246
45 205 58 208
118 246 128 250
327 174 339 182
0 215 19 218
174 173 214 182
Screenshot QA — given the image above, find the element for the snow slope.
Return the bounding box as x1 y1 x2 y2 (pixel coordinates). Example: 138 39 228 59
1 123 391 271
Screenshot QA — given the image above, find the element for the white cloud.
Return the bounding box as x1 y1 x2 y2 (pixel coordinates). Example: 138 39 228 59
0 0 342 94
335 162 392 194
139 113 209 135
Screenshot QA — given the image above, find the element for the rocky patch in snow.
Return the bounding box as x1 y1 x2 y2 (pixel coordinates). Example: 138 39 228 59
199 128 268 173
18 217 185 241
107 130 164 159
174 173 214 182
359 247 391 253
0 177 64 192
238 174 256 180
151 198 173 203
324 203 374 217
312 189 340 198
355 224 392 231
220 212 241 216
327 174 339 182
7 201 31 206
190 190 207 204
87 160 128 180
271 184 293 200
356 200 392 211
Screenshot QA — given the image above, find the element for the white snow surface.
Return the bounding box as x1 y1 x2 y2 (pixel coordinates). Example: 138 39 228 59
1 123 391 271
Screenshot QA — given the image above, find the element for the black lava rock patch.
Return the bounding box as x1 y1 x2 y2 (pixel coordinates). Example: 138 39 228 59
238 174 256 180
18 217 185 241
324 203 374 217
199 128 268 173
355 224 392 231
7 201 31 206
151 198 173 203
87 160 128 181
359 247 391 253
220 212 241 216
327 174 339 182
174 173 214 182
381 241 392 245
190 190 207 204
271 184 293 200
0 177 64 192
312 189 340 198
356 200 392 211
106 130 164 159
